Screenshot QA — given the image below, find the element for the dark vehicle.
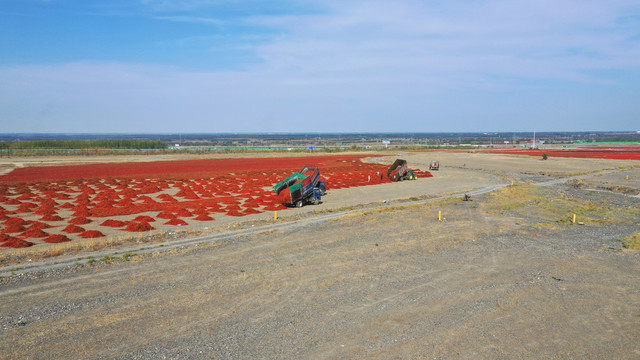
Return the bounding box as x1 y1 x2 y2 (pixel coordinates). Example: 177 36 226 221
387 159 417 181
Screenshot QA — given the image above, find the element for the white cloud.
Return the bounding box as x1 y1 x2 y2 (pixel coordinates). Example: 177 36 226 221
247 0 640 85
1 0 639 132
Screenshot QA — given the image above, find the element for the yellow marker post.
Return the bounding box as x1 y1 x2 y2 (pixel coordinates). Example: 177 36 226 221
511 180 514 186
274 211 278 221
438 211 442 221
627 175 629 181
572 213 576 224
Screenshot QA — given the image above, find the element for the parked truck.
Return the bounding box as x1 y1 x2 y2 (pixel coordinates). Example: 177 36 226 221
274 165 326 207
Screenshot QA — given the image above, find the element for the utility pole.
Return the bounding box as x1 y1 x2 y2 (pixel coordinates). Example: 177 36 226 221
532 131 536 149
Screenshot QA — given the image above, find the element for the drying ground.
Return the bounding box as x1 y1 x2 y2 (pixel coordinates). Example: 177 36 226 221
0 151 639 359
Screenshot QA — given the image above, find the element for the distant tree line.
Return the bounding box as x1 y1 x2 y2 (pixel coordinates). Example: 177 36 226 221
0 140 168 150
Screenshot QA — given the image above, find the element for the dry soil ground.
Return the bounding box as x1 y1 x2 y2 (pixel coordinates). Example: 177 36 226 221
0 151 639 359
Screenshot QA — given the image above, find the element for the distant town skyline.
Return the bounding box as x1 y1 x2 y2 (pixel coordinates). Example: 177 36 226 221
1 0 639 133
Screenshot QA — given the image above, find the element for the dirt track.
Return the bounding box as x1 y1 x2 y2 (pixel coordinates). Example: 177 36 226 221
1 151 639 359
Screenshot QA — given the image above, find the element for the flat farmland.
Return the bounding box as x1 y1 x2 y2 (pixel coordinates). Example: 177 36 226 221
483 146 640 160
0 154 431 253
1 150 639 359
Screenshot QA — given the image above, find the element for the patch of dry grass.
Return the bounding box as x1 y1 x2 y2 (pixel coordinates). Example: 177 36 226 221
619 233 640 251
485 184 639 228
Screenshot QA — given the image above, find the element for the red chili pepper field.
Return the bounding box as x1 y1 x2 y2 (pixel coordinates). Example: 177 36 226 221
0 155 432 248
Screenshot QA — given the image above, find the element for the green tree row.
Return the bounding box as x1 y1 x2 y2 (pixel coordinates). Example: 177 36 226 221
0 140 168 150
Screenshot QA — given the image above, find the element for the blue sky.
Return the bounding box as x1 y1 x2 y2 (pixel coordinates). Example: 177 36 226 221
1 0 639 133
